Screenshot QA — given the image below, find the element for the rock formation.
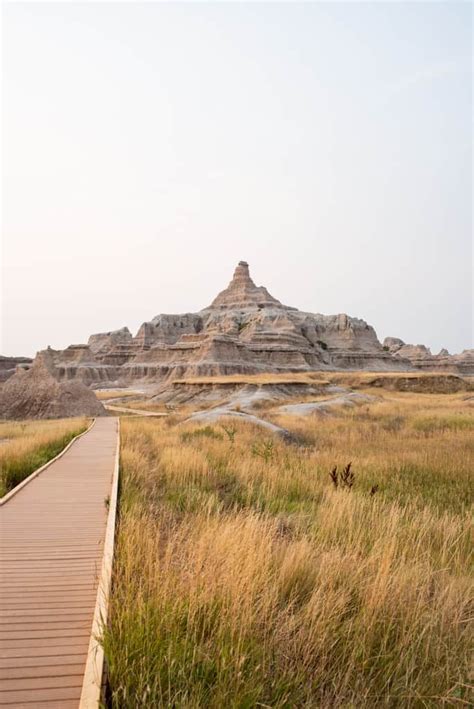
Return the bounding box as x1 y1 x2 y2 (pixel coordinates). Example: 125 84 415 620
0 349 106 419
7 262 471 389
209 261 290 310
383 338 474 376
0 355 32 383
40 261 405 385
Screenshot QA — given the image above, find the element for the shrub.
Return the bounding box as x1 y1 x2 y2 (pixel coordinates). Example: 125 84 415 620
251 439 274 462
329 462 355 489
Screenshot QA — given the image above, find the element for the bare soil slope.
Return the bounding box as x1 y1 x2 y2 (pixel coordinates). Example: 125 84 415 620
0 352 105 420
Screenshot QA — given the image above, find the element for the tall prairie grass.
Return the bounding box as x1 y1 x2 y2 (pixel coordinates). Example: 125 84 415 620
95 390 143 400
104 393 473 707
0 417 89 496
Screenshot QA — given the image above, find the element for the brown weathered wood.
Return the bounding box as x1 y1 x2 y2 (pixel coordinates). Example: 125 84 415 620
0 417 119 708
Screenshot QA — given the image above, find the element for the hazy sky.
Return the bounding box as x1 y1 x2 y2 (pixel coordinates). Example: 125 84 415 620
1 1 472 357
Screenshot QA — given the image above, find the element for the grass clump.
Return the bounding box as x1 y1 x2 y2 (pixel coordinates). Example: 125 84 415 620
0 418 89 496
412 413 474 434
104 393 473 707
95 389 142 400
181 426 223 443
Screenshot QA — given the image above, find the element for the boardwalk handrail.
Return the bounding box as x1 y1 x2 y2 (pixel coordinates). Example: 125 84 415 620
80 416 121 708
0 417 96 506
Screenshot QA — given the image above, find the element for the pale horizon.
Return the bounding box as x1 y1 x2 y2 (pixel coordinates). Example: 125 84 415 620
2 1 472 358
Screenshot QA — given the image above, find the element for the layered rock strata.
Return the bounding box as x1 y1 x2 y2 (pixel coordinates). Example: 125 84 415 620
0 350 105 419
12 261 470 389
383 338 474 376
0 356 32 383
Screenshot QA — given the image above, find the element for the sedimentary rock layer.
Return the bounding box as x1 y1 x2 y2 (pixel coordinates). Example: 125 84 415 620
0 355 32 382
8 262 471 389
0 350 106 419
383 338 474 376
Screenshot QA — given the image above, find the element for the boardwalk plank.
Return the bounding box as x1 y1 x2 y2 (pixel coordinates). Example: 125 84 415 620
0 654 85 669
0 664 86 680
0 685 82 704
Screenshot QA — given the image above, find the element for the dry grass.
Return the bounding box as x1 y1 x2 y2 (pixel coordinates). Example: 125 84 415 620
0 417 89 496
172 370 471 391
104 393 473 707
114 400 170 413
95 390 143 400
328 371 465 380
173 372 330 386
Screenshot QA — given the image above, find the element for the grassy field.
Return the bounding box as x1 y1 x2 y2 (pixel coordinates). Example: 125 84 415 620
0 417 89 496
104 391 473 707
173 371 472 391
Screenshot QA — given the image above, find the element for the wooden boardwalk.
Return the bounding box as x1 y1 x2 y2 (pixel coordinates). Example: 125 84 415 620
0 417 119 708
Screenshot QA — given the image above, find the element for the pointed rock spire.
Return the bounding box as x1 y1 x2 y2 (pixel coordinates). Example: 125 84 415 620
206 261 285 310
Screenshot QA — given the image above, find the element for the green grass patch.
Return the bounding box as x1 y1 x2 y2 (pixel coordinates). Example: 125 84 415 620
412 414 474 434
0 427 87 496
181 426 224 443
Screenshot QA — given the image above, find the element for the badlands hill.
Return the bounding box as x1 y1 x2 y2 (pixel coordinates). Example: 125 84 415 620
27 262 410 387
0 349 105 420
0 355 33 382
4 262 473 391
383 337 474 376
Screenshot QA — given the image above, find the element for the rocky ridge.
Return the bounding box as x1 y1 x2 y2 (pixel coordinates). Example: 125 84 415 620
383 337 474 376
0 350 106 419
27 262 408 386
0 355 32 383
5 262 472 390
